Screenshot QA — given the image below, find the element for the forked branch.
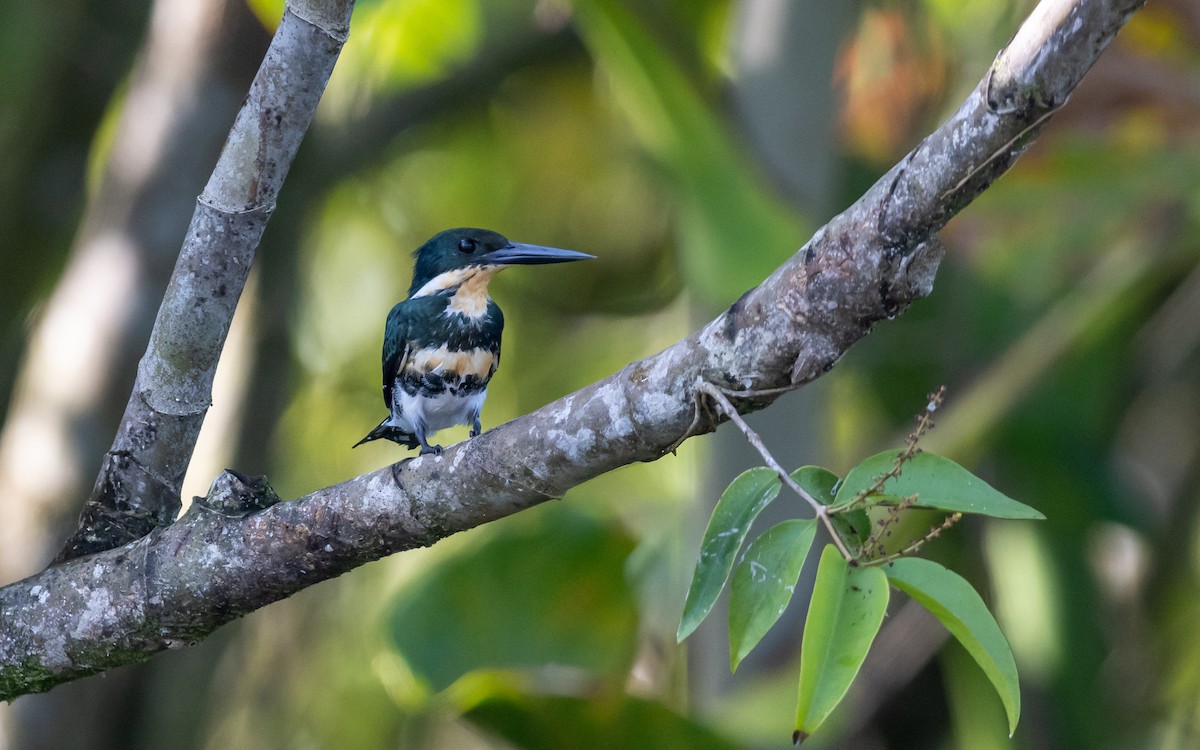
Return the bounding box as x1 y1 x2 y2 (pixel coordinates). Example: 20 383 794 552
0 0 1145 702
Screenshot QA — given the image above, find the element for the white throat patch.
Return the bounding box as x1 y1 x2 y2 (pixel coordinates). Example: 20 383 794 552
411 266 504 320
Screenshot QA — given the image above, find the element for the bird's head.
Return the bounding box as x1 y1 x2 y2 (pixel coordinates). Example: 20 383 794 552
408 227 594 298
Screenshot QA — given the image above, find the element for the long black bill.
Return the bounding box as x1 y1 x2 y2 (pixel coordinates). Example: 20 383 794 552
487 242 595 265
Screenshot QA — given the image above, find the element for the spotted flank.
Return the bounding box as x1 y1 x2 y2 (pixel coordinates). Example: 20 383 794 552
402 345 498 395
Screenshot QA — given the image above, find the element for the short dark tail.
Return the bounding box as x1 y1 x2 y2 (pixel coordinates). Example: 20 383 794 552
353 420 420 449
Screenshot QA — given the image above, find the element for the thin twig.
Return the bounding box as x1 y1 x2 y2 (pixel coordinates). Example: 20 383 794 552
838 386 945 513
696 380 854 560
867 512 963 566
938 109 1058 201
863 494 917 559
667 380 803 454
713 382 807 399
666 394 709 455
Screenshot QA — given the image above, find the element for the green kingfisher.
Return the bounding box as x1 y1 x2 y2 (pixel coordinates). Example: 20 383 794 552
354 227 594 455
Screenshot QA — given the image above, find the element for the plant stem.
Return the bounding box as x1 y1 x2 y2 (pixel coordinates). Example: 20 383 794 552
865 512 963 566
697 381 853 561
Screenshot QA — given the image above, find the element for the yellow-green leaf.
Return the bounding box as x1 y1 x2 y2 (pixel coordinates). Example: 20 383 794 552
678 468 782 642
835 451 1044 519
729 519 817 671
790 465 839 504
884 556 1021 735
792 465 870 549
794 546 889 742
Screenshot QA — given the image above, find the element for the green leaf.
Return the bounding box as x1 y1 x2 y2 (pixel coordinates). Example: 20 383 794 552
884 557 1021 735
678 467 782 641
729 519 818 671
834 451 1045 520
790 466 839 504
794 546 890 742
385 509 638 692
792 466 870 549
832 508 872 547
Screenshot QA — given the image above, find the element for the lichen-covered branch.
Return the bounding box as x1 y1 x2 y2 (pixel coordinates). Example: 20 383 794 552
55 0 356 562
1 0 1143 702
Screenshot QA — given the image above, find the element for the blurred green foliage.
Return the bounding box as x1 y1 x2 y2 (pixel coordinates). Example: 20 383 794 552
4 0 1200 748
385 507 639 693
465 691 741 750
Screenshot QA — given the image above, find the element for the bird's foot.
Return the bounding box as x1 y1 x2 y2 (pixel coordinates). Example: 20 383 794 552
419 444 443 456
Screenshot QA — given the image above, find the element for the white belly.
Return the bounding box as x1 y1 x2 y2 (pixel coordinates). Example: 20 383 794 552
389 388 488 435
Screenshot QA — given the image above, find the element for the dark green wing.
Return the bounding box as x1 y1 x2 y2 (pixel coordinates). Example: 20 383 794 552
381 301 412 410
490 300 504 371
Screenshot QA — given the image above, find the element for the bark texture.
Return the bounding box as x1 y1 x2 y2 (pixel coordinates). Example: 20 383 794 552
55 0 355 562
0 3 271 748
0 0 268 585
0 0 1144 702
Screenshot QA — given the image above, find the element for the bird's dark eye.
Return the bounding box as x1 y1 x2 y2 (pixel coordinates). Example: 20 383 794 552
458 238 476 254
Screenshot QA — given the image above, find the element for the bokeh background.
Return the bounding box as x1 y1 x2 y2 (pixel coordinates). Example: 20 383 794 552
2 0 1199 748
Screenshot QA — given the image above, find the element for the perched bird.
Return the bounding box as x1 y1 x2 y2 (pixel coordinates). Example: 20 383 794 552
354 227 594 454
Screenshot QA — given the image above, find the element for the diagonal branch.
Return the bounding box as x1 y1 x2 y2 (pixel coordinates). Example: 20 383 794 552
0 0 1144 701
54 0 356 563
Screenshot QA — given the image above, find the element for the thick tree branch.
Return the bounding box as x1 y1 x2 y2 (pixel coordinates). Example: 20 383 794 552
0 0 268 586
1 0 1143 701
55 0 356 562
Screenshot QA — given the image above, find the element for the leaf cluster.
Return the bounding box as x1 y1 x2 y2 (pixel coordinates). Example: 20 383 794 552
678 444 1042 742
